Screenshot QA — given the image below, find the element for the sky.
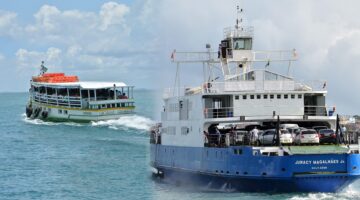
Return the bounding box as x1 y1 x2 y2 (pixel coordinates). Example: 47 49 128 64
0 0 360 114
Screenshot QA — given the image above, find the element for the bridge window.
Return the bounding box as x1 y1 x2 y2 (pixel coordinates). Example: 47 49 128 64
264 94 268 99
284 94 288 99
242 95 247 100
277 94 281 99
298 94 303 99
291 94 295 99
257 95 261 99
235 95 239 100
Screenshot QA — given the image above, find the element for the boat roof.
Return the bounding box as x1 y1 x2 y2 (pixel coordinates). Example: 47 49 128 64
31 81 129 89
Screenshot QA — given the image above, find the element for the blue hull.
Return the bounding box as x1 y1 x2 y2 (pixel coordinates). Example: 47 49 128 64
151 144 360 193
156 167 357 193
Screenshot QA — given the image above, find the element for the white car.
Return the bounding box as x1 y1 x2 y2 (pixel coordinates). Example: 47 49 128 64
295 129 320 145
258 129 293 145
279 129 293 144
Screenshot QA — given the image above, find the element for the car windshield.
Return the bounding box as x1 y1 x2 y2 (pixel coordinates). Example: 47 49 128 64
319 129 334 134
313 126 328 131
302 130 316 135
280 130 290 134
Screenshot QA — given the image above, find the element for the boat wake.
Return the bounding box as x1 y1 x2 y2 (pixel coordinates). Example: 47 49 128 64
22 114 83 127
22 113 154 131
91 115 154 131
290 182 360 200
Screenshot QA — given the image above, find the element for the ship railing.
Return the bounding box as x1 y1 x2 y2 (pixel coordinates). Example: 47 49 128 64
204 105 336 119
223 26 254 38
294 80 327 91
171 51 219 63
33 93 82 108
163 79 302 98
252 50 297 62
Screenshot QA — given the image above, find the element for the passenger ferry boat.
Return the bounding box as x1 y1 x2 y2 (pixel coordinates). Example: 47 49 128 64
150 8 360 192
26 62 135 122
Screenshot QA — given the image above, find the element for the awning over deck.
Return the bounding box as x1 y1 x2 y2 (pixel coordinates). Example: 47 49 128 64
32 81 128 89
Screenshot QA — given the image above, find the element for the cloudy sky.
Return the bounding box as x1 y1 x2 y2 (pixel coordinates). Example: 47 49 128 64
0 0 359 114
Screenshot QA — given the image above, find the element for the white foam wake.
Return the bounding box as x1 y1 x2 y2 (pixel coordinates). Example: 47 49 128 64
290 182 360 200
22 113 83 127
91 115 154 131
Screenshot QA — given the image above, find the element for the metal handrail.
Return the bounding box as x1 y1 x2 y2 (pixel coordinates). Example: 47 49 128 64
203 105 336 119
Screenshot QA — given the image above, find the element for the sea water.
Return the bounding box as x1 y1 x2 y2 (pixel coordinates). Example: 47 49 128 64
0 91 359 200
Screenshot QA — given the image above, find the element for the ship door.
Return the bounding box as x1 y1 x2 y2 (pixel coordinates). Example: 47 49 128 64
179 100 189 120
304 94 326 116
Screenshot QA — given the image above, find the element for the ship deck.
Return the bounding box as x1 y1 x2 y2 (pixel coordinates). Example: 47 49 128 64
286 145 350 154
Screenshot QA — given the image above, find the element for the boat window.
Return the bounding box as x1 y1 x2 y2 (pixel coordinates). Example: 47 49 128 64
242 95 247 100
58 109 62 114
117 103 120 107
233 149 242 155
298 94 302 99
235 95 239 100
250 95 254 99
284 94 288 99
270 94 274 99
257 95 261 99
233 38 252 50
64 110 68 115
264 94 268 99
277 94 281 99
107 104 111 108
112 103 115 108
102 104 106 108
291 94 295 99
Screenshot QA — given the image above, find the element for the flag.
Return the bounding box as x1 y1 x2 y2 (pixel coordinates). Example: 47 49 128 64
171 49 176 60
265 60 270 67
322 81 327 89
293 48 297 58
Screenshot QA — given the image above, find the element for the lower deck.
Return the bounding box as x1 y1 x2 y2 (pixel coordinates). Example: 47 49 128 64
26 101 135 122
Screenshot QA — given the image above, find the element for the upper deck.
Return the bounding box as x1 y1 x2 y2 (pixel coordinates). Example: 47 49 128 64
30 78 134 110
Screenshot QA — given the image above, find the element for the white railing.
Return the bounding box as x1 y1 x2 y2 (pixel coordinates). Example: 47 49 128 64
204 105 336 119
33 93 82 107
295 80 327 91
172 51 219 63
223 26 254 38
252 50 297 62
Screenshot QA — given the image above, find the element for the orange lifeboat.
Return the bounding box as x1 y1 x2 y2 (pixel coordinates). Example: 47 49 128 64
32 73 79 83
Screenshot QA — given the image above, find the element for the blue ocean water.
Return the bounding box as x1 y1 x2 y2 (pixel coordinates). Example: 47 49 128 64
0 91 359 200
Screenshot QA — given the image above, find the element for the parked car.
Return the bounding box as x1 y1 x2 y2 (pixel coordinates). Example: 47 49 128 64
287 127 301 140
312 126 329 132
258 129 293 145
295 129 320 145
280 124 299 130
279 129 293 145
319 129 337 144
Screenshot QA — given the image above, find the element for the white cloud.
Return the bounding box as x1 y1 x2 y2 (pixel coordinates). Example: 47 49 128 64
0 10 19 36
99 2 130 31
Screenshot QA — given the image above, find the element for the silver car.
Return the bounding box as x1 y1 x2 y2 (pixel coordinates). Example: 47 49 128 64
295 129 320 145
258 129 293 145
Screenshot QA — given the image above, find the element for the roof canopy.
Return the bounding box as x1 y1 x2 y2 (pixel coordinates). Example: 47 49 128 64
32 81 129 89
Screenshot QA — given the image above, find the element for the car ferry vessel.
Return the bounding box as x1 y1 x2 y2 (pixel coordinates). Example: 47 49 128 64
26 62 135 122
150 8 360 192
